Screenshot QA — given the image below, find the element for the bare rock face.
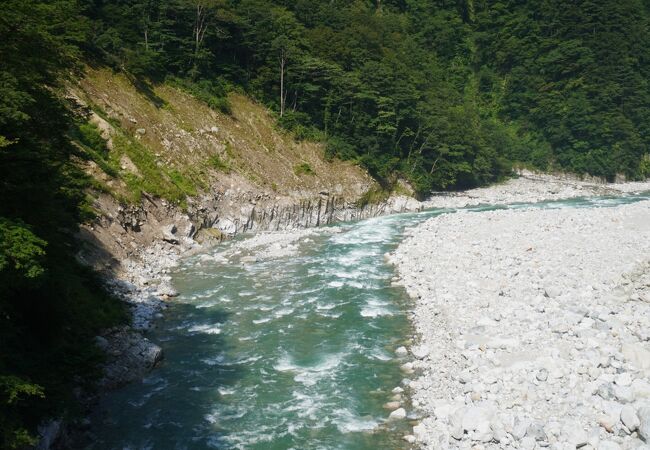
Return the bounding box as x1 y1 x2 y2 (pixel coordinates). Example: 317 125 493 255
99 328 163 390
161 223 179 244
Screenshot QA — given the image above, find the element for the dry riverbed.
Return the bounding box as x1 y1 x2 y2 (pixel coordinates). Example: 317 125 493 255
391 192 650 449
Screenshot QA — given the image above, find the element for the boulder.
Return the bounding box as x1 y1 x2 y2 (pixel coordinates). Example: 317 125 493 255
156 281 178 297
161 224 179 244
383 401 401 411
461 406 492 434
620 405 640 432
99 329 163 389
622 343 650 373
389 408 407 420
411 345 430 360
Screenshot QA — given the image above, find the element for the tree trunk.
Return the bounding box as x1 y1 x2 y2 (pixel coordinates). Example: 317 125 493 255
279 50 286 117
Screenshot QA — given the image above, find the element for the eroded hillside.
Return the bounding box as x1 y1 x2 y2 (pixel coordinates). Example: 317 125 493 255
69 67 419 276
73 67 374 202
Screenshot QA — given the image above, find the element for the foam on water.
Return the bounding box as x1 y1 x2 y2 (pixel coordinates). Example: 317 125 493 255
332 408 380 434
252 317 272 324
188 323 222 334
360 299 394 318
274 352 346 387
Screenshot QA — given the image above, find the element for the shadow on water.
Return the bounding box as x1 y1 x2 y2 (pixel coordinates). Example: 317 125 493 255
88 304 246 449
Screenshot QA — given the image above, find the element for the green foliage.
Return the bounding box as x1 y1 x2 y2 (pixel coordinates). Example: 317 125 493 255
0 375 45 449
208 154 232 172
70 121 120 177
0 219 47 280
112 134 196 204
473 0 650 181
167 77 232 114
640 154 650 178
293 162 314 176
79 0 650 190
355 186 390 208
0 0 128 443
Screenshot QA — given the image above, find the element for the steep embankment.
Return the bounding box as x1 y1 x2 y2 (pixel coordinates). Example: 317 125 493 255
71 67 381 271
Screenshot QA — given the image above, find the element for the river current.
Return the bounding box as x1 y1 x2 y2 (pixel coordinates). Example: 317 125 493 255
90 193 649 449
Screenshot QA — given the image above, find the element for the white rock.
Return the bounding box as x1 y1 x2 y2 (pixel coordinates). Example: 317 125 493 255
513 418 531 441
622 343 650 373
566 428 589 448
598 441 622 450
411 345 430 360
461 406 492 433
395 346 408 357
520 436 537 449
537 368 549 382
620 405 640 432
639 406 650 442
389 408 407 420
613 385 635 403
403 434 416 443
614 372 633 387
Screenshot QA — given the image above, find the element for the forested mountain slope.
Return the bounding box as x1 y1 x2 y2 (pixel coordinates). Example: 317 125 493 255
86 0 650 189
1 0 650 446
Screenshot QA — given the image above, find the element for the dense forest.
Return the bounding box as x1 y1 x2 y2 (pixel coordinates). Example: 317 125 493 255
2 0 650 446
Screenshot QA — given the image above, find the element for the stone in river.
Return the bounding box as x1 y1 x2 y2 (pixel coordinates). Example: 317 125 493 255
389 408 407 420
383 401 401 411
395 346 408 357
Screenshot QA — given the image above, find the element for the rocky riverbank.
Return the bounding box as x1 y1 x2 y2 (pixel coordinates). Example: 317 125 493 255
85 192 422 386
423 171 650 209
391 195 650 449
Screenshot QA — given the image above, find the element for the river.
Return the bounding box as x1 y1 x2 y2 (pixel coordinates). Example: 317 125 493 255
88 192 649 449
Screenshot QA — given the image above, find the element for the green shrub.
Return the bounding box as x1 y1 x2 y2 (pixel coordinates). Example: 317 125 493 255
167 77 232 115
294 162 314 176
208 154 231 173
355 187 390 208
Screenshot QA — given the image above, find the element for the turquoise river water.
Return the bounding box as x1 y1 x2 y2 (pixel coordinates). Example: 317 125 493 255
89 193 649 449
